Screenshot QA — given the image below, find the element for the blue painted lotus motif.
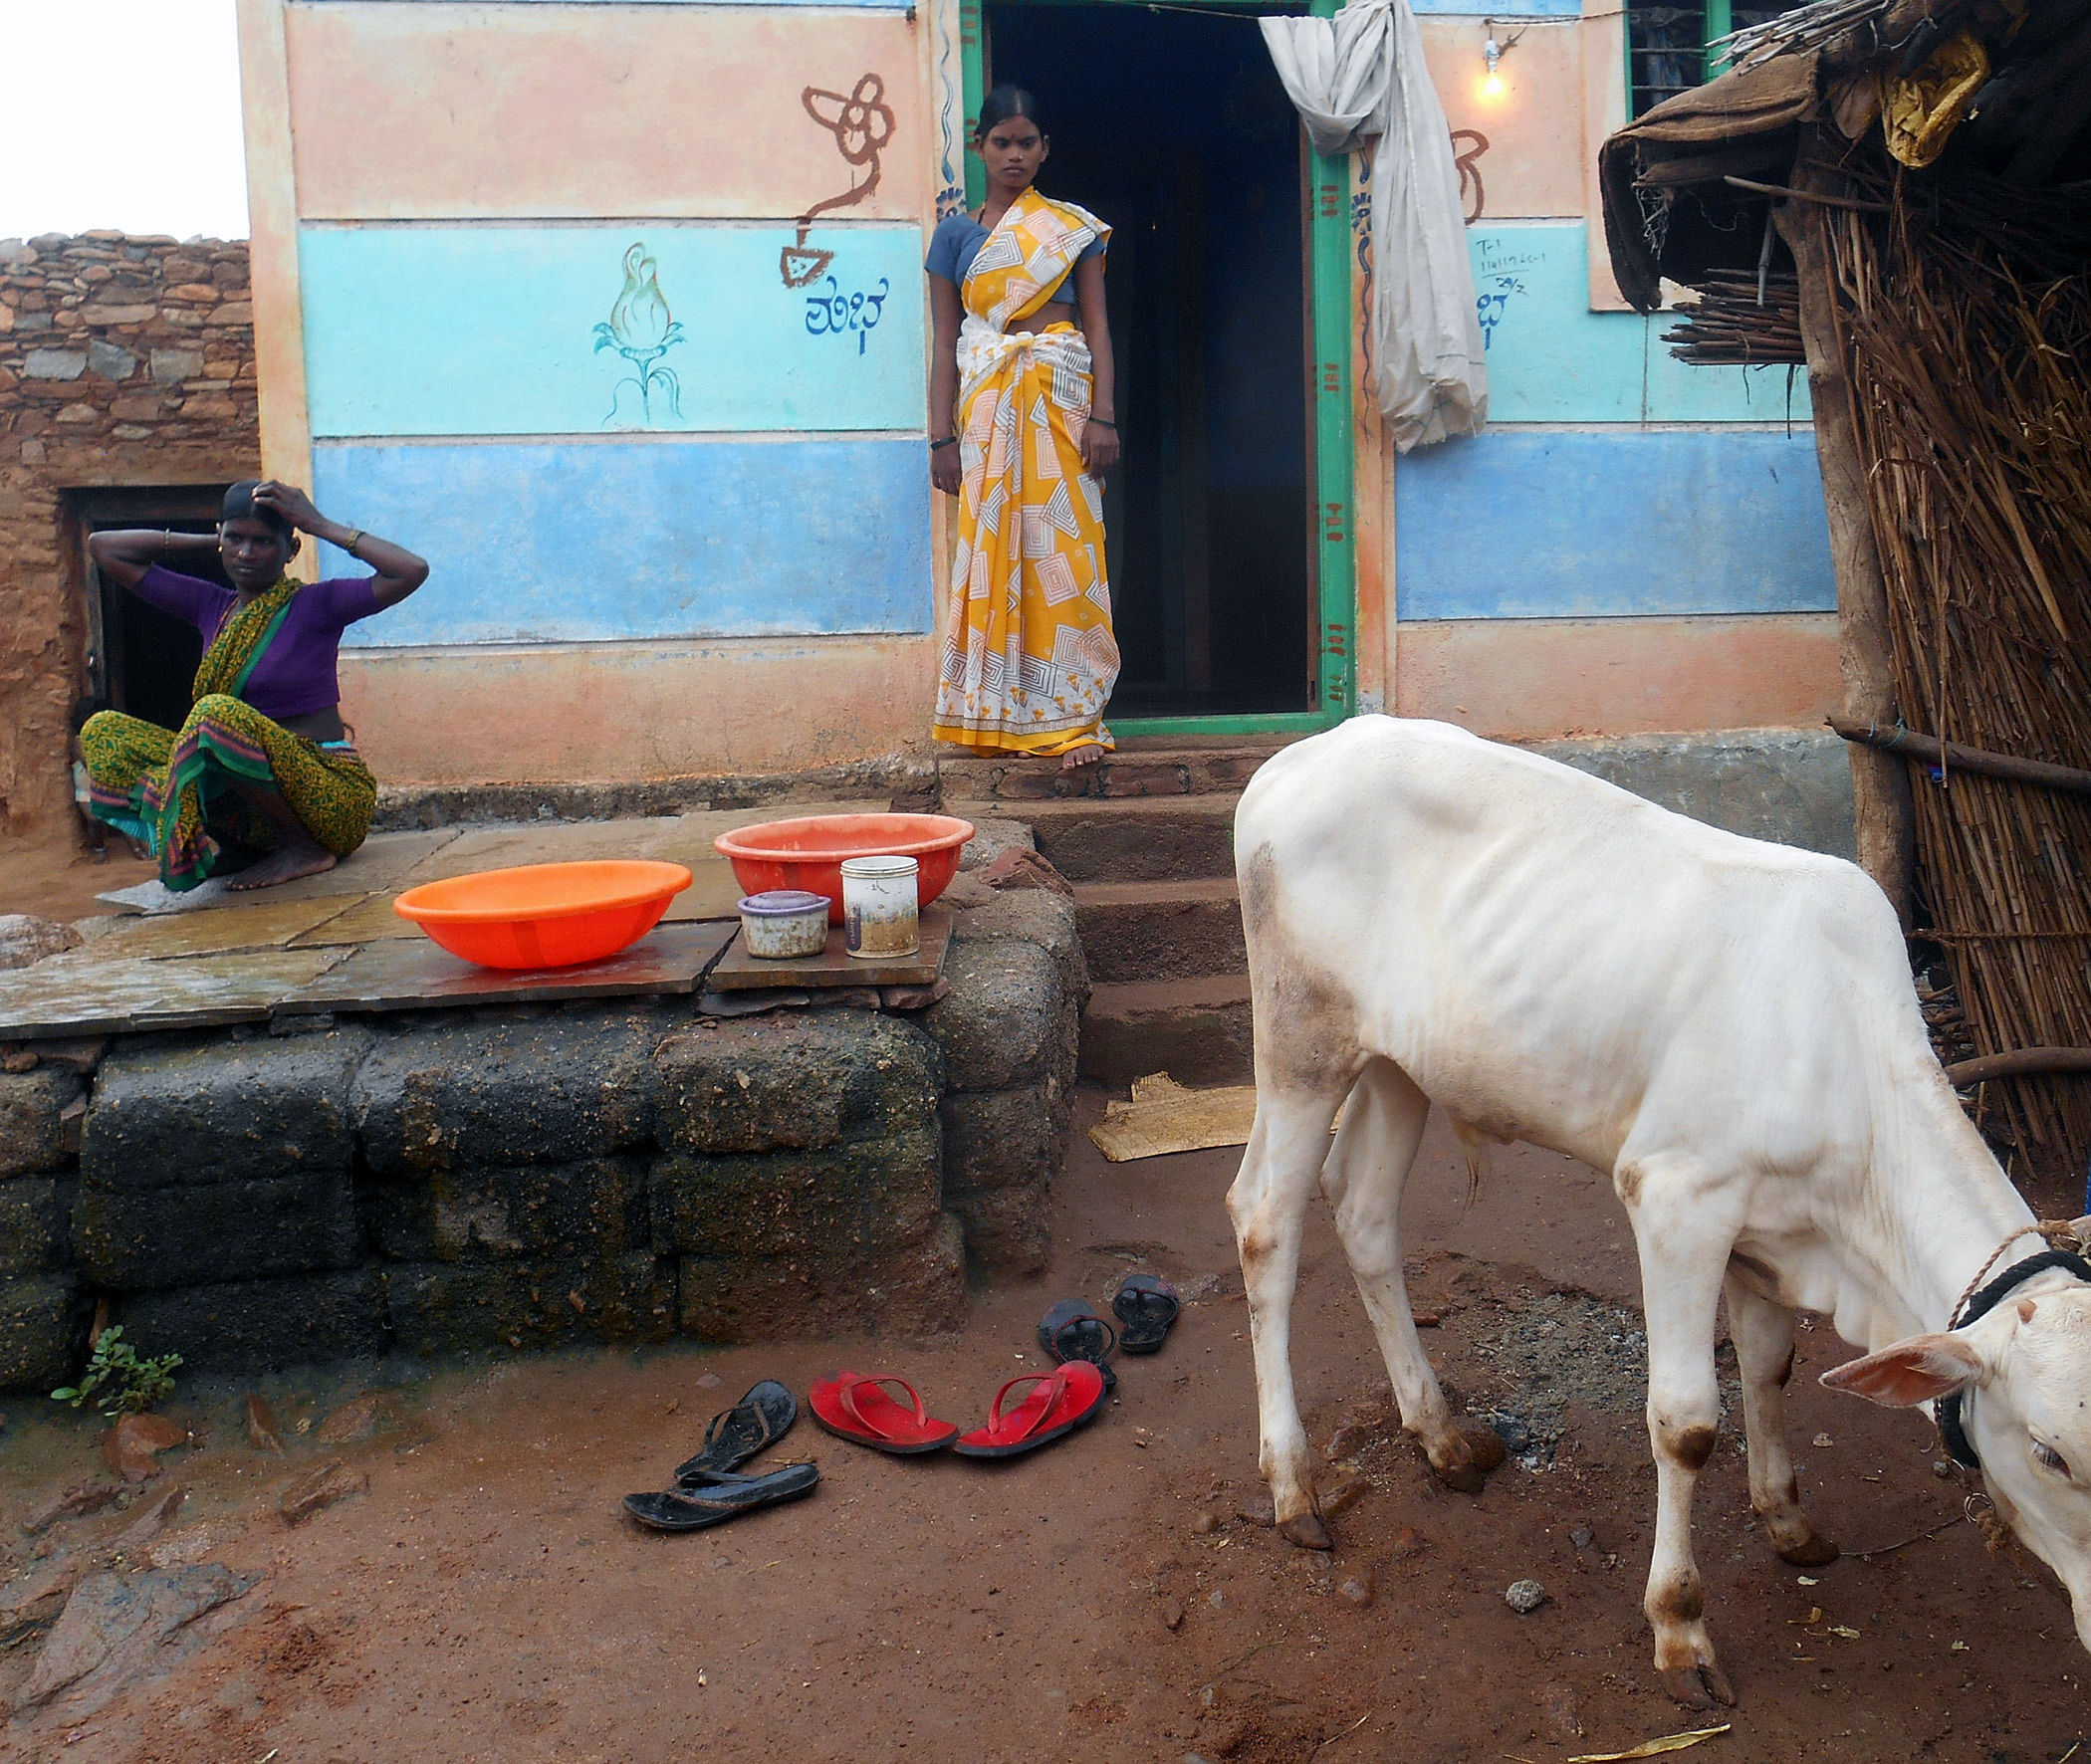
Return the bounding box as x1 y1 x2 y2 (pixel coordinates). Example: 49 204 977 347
594 244 686 426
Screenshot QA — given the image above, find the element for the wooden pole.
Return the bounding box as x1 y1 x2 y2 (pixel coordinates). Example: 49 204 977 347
1775 131 1915 926
1829 716 2091 800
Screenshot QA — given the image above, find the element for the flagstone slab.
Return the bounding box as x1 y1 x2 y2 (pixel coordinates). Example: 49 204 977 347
0 948 352 1040
706 905 950 992
94 828 463 914
274 920 736 1017
91 896 371 962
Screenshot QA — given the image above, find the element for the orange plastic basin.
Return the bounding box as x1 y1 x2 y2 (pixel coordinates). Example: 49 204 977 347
714 814 977 923
393 860 693 970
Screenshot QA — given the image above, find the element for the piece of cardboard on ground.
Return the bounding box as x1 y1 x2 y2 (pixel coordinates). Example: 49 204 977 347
1090 1072 1261 1162
0 946 353 1039
274 919 736 1017
706 905 950 992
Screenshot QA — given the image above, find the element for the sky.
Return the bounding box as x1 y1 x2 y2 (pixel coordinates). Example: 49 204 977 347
0 0 250 242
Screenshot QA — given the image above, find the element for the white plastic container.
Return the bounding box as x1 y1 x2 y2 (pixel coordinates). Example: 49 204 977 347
840 854 919 959
737 890 830 960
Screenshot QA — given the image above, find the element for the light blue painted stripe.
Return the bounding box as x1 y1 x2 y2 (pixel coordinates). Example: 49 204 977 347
1472 222 1814 423
325 1 915 9
314 437 934 645
1473 225 1643 423
1412 0 1579 14
1394 429 1833 620
302 225 926 439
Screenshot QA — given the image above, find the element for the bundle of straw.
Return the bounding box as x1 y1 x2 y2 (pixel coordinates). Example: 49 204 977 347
1664 270 1806 364
1825 153 2091 1175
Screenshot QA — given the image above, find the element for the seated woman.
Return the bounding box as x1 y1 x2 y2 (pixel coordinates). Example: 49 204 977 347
83 481 429 891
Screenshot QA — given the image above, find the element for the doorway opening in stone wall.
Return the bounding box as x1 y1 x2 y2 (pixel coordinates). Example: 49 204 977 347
982 1 1316 720
69 486 234 737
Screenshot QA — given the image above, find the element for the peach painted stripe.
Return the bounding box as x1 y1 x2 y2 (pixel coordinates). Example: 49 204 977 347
1394 614 1842 741
340 636 939 785
286 4 926 222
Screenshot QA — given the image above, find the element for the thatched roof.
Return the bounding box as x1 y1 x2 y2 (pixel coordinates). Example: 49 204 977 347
1600 0 2091 311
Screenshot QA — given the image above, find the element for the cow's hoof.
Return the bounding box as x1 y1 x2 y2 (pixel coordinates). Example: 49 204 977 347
1772 1532 1840 1569
1278 1512 1333 1551
1658 1660 1737 1710
1429 1425 1508 1494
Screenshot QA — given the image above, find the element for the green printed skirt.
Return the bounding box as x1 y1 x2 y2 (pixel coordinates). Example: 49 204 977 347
81 694 375 891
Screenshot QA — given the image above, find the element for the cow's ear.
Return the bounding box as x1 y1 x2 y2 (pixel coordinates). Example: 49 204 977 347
1820 1333 1984 1408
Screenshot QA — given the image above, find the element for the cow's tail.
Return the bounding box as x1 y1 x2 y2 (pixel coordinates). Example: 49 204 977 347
1445 1113 1495 1213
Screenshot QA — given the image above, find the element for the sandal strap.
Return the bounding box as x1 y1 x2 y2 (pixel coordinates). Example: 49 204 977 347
837 1373 928 1438
1050 1314 1117 1363
988 1367 1068 1438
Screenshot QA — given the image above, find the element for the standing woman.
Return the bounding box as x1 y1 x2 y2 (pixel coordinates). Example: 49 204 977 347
82 480 429 891
927 86 1121 769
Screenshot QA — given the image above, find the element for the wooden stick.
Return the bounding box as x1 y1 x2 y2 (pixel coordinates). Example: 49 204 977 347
1726 174 1892 213
1945 1047 2091 1087
1828 717 2091 799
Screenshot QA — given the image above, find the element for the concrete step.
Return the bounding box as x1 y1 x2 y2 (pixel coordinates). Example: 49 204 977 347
1080 974 1254 1088
1073 877 1245 986
937 739 1289 807
951 794 1240 885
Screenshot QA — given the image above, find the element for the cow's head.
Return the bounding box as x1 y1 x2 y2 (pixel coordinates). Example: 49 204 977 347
1823 1281 2091 1653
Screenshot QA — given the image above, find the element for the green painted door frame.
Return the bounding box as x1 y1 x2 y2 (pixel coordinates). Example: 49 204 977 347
958 0 1355 740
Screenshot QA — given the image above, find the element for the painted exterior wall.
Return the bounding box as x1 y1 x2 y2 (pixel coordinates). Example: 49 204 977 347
237 0 1836 789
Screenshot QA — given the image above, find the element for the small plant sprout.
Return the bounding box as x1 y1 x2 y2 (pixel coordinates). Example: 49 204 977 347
51 1326 182 1418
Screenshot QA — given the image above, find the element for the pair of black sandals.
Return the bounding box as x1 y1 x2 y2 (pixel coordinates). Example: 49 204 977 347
623 1380 813 1533
1036 1273 1181 1394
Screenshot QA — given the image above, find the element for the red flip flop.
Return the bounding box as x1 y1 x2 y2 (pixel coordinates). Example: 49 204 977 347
950 1362 1107 1459
809 1372 960 1455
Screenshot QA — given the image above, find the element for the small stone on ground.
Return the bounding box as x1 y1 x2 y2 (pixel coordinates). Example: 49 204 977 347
1506 1578 1547 1614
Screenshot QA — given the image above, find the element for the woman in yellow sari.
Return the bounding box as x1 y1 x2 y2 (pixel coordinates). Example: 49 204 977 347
927 86 1120 769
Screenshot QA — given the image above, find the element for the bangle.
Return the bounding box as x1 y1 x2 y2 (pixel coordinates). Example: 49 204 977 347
343 529 363 558
929 437 958 450
1088 418 1116 430
161 530 172 558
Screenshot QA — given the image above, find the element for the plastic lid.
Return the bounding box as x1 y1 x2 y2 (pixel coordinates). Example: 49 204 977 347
738 890 831 915
838 854 920 877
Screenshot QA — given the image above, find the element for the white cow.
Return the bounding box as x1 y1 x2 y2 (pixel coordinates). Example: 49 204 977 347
1229 716 2091 1707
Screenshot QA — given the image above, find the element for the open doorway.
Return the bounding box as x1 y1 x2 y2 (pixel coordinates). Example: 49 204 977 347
70 485 233 734
984 2 1316 720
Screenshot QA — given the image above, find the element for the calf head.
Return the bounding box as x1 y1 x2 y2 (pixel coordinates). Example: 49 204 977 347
1823 1287 2091 1653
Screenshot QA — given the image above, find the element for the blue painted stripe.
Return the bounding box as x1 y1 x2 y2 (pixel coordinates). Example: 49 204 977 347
1412 0 1579 15
314 437 934 644
350 0 915 8
1472 223 1813 423
302 225 926 439
1394 429 1834 620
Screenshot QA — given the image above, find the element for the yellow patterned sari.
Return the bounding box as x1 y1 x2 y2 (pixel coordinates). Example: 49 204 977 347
932 188 1120 758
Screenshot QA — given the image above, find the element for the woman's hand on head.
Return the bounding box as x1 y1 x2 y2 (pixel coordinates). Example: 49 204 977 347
931 443 964 498
249 481 324 534
1080 419 1119 479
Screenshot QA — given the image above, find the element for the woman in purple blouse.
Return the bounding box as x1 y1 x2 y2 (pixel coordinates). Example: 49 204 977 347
82 480 428 891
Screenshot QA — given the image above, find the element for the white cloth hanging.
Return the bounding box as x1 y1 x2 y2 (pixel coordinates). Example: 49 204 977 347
1262 0 1487 450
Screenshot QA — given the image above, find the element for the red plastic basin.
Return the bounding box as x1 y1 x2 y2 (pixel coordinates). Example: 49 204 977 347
713 813 977 923
393 859 693 970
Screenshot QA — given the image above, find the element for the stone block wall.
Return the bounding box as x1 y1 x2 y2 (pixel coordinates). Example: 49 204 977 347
0 232 258 842
0 895 1085 1387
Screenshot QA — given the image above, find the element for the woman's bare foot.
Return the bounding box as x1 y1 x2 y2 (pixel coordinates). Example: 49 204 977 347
1058 743 1107 772
226 840 337 891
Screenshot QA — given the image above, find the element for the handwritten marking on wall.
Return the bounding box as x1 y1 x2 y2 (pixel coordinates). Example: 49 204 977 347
806 276 891 355
783 74 897 288
1451 129 1490 225
594 244 686 426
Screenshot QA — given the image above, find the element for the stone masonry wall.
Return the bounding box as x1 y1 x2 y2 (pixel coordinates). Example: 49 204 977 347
0 232 259 843
0 895 1085 1388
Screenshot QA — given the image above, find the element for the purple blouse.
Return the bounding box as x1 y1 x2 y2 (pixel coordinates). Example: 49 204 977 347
131 564 384 721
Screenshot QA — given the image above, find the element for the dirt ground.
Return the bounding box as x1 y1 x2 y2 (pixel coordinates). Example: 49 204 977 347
3 1090 2088 1764
0 840 155 928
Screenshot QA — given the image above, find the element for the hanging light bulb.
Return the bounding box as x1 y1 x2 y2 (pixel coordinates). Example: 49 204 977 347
1483 36 1506 98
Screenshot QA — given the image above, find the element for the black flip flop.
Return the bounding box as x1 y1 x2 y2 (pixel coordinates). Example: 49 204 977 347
1112 1275 1181 1354
675 1379 798 1481
1039 1299 1118 1393
623 1462 819 1533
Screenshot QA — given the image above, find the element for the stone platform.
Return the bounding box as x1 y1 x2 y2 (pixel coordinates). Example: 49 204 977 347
0 814 1082 1389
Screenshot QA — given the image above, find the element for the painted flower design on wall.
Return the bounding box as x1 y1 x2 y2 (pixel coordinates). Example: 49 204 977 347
594 244 687 427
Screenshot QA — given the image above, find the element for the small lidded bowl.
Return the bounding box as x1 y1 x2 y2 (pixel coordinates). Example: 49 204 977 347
737 890 830 960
